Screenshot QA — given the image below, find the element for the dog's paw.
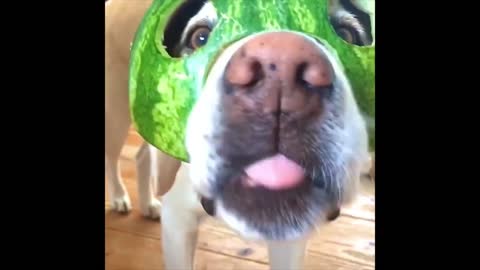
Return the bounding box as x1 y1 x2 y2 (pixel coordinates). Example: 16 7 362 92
140 198 161 220
111 195 132 214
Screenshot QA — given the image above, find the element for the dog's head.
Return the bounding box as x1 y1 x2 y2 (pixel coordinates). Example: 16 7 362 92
129 0 374 241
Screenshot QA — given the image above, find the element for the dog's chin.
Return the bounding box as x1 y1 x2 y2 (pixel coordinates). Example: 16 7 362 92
210 170 334 241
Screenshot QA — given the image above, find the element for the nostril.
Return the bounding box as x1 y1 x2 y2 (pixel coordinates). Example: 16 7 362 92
297 61 333 92
248 60 264 87
296 62 309 87
226 58 264 88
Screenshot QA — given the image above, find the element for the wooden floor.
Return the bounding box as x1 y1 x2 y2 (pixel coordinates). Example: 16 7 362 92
105 128 375 270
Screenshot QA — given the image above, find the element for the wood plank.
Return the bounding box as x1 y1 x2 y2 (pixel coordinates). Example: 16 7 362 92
106 229 164 270
106 211 267 262
106 208 373 268
106 216 373 270
106 229 268 270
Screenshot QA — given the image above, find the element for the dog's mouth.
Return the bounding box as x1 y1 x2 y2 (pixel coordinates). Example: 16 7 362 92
201 153 310 203
200 153 311 217
241 154 306 190
199 146 342 240
212 161 333 240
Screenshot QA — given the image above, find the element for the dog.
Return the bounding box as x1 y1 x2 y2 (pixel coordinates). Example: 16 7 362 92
106 0 374 269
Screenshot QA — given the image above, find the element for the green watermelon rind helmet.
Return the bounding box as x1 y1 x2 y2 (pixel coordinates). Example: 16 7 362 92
129 0 375 162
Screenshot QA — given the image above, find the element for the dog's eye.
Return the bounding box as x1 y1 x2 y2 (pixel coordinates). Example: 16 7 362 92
335 27 357 44
328 1 373 46
189 26 211 50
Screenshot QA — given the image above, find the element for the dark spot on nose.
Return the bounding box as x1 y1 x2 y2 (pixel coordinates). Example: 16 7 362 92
269 63 276 71
240 49 246 58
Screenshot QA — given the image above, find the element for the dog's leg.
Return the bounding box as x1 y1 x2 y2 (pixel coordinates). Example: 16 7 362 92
154 150 182 196
105 114 131 213
161 162 205 270
267 238 308 270
135 142 161 219
135 142 182 219
105 26 132 213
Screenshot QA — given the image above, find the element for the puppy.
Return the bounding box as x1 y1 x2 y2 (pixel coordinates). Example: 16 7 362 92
105 0 373 268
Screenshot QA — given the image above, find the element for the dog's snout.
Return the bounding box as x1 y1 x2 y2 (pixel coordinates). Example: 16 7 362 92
225 32 333 113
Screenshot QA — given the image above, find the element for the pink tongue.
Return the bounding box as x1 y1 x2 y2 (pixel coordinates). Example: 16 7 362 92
244 154 305 190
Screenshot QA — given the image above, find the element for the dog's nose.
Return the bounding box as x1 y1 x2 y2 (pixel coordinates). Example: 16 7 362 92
225 32 333 113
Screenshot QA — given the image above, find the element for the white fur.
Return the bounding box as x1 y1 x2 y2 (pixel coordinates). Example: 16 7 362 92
216 200 265 240
305 37 369 204
186 31 368 238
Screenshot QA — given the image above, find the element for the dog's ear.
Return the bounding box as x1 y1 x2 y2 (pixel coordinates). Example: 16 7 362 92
163 0 208 57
